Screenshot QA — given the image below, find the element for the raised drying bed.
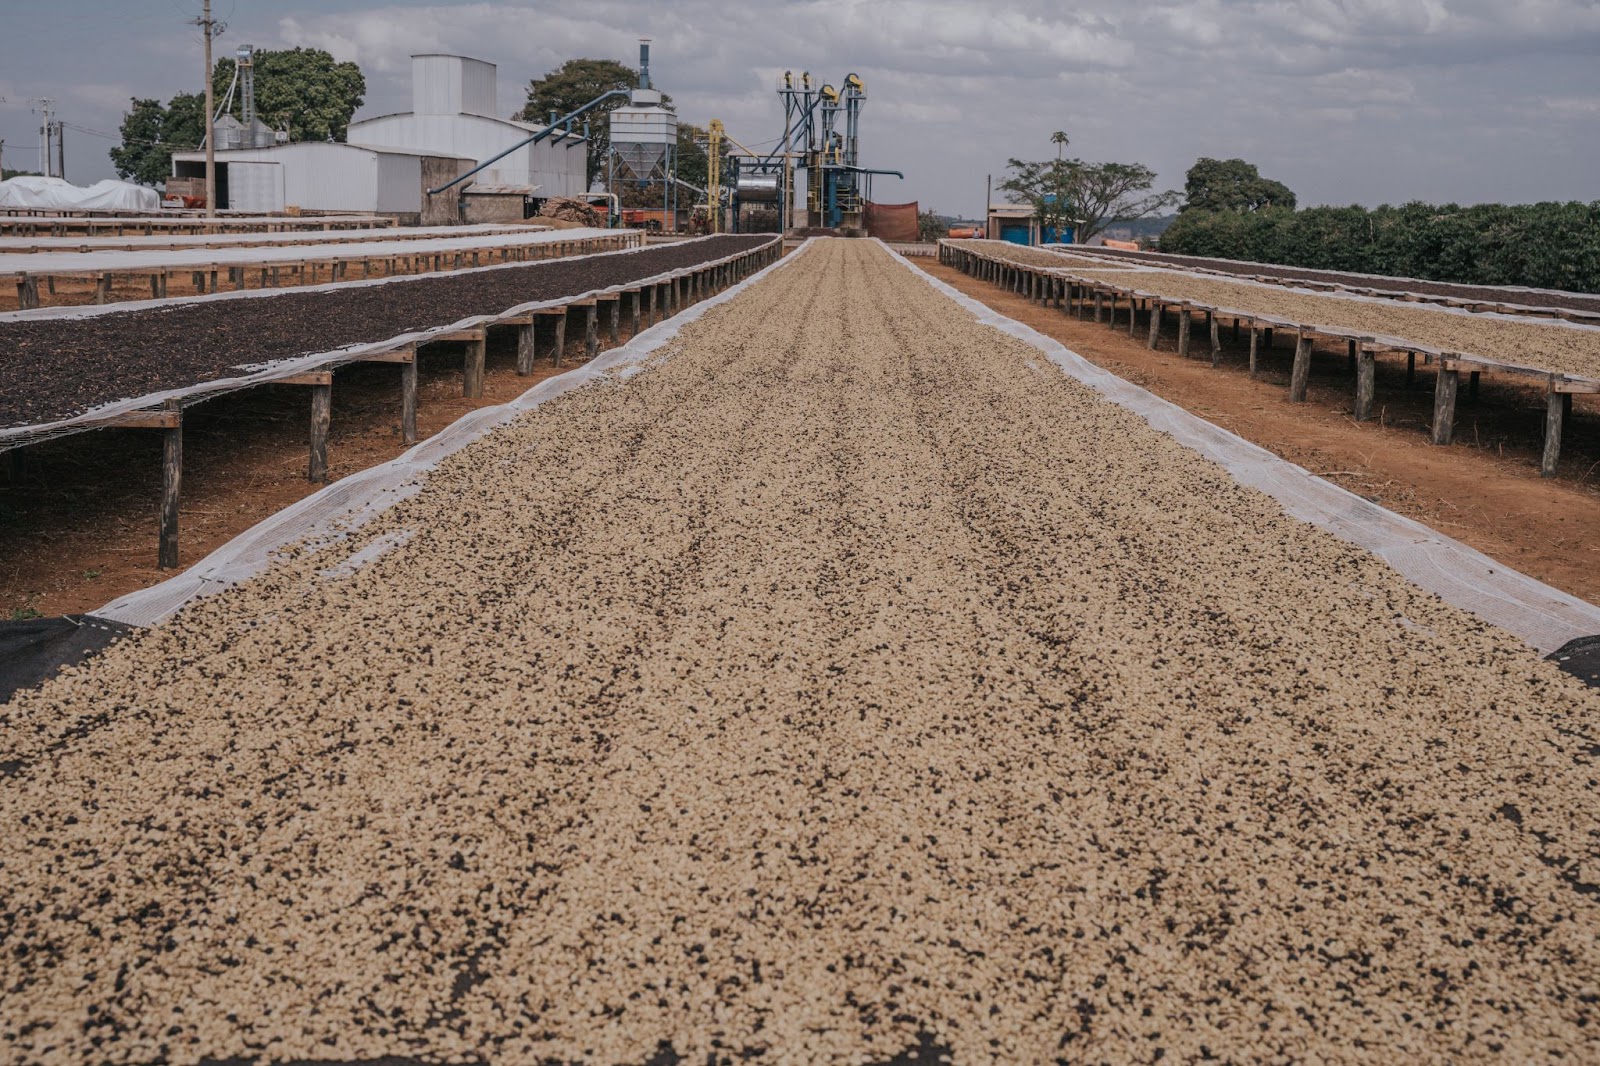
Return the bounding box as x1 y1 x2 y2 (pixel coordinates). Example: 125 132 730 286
1072 244 1600 322
4 227 631 309
1 234 780 565
944 239 1600 476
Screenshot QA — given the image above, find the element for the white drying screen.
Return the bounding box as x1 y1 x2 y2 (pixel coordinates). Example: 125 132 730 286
95 238 804 628
893 242 1600 655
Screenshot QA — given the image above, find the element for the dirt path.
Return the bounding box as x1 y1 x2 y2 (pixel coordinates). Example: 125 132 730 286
3 239 1599 1064
921 257 1600 606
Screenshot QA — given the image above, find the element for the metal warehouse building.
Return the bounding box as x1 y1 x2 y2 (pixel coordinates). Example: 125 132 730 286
173 54 588 222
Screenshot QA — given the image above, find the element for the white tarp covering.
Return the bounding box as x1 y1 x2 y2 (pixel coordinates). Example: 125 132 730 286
0 176 161 213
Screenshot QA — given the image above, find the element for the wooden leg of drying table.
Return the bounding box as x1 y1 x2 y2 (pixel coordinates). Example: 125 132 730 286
1542 388 1565 477
1355 349 1376 421
463 337 486 398
309 382 332 482
517 322 536 376
1289 335 1313 402
401 358 418 445
160 400 183 569
1431 367 1459 445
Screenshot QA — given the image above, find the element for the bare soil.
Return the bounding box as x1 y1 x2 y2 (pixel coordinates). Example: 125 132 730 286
922 257 1600 605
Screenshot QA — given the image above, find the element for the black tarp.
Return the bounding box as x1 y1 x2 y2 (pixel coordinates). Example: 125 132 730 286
1548 635 1600 690
0 614 130 705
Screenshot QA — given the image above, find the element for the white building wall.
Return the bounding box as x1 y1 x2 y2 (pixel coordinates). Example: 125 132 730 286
375 154 423 214
348 113 587 197
172 143 410 213
412 55 497 118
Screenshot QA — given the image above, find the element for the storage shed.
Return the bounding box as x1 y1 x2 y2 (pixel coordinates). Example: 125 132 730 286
170 143 472 223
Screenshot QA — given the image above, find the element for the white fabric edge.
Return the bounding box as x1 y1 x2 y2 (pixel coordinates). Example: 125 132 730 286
893 241 1600 655
94 237 802 627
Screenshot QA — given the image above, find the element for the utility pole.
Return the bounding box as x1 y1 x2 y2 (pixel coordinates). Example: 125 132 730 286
35 99 55 176
192 0 224 217
53 122 65 182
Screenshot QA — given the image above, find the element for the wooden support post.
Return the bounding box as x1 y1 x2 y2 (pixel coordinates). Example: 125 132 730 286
645 285 656 325
150 273 163 299
1129 297 1138 338
159 399 182 569
1248 326 1259 375
309 381 332 482
1147 302 1162 349
401 356 418 445
605 297 621 345
1289 334 1313 402
94 273 111 305
1355 347 1376 421
1177 308 1192 357
1232 316 1241 342
553 310 568 367
1406 351 1417 389
1431 365 1460 445
516 322 537 376
17 276 39 310
1347 338 1357 373
585 303 599 360
1541 387 1565 477
630 289 641 336
1209 312 1222 368
463 336 486 398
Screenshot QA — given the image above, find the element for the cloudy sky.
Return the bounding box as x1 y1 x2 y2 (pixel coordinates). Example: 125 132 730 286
2 0 1597 216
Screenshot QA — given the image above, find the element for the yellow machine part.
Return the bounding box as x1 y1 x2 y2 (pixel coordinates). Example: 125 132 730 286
707 120 724 234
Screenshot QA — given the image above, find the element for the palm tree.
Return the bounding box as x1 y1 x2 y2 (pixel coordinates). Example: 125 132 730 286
1051 130 1070 161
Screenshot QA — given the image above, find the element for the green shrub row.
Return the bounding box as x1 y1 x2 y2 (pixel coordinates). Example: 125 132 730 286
1158 201 1600 293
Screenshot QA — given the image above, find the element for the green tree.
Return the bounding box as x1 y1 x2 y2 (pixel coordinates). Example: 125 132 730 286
1001 155 1179 244
109 93 204 186
518 58 669 189
110 48 363 186
212 47 365 142
1181 157 1297 213
918 208 950 242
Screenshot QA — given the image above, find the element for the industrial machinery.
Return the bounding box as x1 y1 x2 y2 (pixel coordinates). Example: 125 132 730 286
607 41 679 227
720 70 902 234
429 40 670 222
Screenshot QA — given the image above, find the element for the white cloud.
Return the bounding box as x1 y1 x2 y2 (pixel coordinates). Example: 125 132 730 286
5 0 1596 208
